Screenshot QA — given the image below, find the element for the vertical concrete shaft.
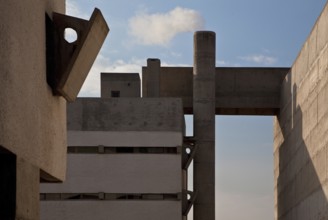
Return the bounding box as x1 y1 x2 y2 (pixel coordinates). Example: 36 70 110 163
147 58 161 97
193 31 216 220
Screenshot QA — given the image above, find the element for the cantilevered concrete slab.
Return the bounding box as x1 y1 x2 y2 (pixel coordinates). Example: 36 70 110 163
143 63 289 115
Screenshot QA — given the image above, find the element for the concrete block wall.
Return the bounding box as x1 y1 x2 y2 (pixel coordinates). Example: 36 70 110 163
274 2 328 219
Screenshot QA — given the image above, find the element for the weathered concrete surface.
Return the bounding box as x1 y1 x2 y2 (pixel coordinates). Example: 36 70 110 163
41 201 181 220
67 98 185 132
142 58 161 97
274 2 328 219
68 131 183 147
41 154 181 194
16 157 40 220
193 31 216 220
142 65 288 115
101 73 141 98
0 0 67 181
42 95 185 220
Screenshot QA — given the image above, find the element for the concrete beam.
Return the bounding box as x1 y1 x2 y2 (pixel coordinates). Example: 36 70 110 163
142 65 289 115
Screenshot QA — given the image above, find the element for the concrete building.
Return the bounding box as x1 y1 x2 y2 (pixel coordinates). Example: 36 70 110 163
0 2 67 219
0 1 108 219
41 2 328 217
40 73 192 220
3 1 328 220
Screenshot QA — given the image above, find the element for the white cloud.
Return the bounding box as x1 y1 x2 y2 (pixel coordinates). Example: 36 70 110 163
66 0 88 19
216 60 241 67
239 54 277 65
128 7 205 46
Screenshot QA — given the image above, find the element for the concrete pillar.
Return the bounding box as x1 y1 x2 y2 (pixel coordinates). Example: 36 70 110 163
193 31 216 220
16 157 40 220
0 150 39 220
146 58 161 97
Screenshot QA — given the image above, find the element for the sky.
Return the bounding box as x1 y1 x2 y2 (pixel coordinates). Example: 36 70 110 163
66 0 327 219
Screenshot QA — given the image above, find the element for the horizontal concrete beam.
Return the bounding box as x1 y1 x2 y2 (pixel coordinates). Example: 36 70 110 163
142 65 290 115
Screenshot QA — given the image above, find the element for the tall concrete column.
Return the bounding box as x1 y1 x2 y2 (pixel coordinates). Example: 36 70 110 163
146 58 161 97
193 31 216 220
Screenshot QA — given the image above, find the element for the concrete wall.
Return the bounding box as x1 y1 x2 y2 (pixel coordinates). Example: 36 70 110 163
101 73 141 98
274 2 328 219
41 201 181 220
68 131 183 147
0 0 67 181
68 98 185 132
40 154 182 193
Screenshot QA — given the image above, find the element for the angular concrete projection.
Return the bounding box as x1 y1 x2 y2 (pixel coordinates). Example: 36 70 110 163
50 8 109 102
143 64 289 115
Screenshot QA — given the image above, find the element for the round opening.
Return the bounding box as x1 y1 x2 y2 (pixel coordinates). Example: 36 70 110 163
185 147 191 154
187 193 191 200
64 28 78 43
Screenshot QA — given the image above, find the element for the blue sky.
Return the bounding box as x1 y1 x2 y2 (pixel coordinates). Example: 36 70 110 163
67 0 327 219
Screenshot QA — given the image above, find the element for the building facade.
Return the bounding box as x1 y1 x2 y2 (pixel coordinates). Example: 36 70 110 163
40 73 191 220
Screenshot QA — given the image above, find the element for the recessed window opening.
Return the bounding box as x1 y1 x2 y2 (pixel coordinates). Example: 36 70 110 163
111 91 120 97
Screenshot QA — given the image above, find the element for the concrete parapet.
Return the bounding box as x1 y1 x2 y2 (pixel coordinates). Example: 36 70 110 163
67 98 185 133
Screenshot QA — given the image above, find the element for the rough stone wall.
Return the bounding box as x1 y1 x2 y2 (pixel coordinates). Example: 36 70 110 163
0 0 67 181
274 2 328 219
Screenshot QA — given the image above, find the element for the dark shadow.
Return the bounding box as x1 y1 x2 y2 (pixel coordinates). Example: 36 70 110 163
276 78 328 218
0 146 16 219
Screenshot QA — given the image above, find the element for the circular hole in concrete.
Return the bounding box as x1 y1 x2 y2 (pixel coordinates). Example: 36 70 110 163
186 147 191 154
64 28 78 43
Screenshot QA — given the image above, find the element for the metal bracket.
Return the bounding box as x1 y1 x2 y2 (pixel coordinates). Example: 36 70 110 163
183 190 197 216
182 137 197 170
46 8 109 102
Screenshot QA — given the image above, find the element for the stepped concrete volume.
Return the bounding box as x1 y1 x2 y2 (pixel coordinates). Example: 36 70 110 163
2 1 328 220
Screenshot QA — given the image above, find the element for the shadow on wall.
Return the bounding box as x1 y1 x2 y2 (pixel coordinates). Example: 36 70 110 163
0 147 16 219
276 72 328 219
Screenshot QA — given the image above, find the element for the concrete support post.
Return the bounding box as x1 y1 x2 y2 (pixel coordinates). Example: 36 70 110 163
193 31 216 220
0 152 39 220
16 157 40 220
146 58 161 97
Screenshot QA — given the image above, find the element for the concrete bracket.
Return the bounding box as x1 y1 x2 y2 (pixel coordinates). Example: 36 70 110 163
46 8 109 102
183 190 197 216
